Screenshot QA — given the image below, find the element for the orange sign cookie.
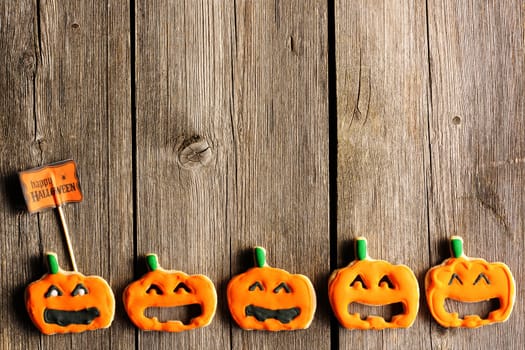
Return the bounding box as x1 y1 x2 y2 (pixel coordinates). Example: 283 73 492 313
227 247 316 331
19 160 82 213
123 254 217 332
25 253 115 335
328 237 419 330
425 236 515 328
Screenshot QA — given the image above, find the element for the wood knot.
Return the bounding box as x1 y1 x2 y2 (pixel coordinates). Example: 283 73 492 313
178 136 212 169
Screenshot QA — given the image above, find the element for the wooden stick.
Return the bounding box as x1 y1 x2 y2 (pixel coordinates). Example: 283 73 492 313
57 206 78 272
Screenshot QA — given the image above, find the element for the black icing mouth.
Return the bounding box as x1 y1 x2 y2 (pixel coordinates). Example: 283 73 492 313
44 307 100 326
245 305 300 324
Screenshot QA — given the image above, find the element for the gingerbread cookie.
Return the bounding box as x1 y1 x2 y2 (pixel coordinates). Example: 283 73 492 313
123 254 217 332
25 252 115 334
328 237 419 330
425 236 515 328
227 246 316 331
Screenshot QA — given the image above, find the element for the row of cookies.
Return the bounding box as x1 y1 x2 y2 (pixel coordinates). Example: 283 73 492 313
25 236 515 334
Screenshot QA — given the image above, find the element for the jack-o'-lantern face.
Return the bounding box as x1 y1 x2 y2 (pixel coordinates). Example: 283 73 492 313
426 236 515 328
329 238 419 330
25 253 115 334
123 254 217 332
227 247 316 331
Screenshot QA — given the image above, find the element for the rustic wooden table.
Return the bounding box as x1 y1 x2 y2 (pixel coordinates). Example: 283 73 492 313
1 1 523 349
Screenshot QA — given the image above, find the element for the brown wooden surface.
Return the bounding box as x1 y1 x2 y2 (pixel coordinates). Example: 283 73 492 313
0 1 523 349
335 0 431 348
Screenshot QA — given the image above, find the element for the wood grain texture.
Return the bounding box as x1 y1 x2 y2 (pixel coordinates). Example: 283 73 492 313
134 0 234 348
335 0 431 348
135 0 329 348
0 1 44 348
0 0 132 349
1 0 524 349
229 0 329 349
427 0 525 348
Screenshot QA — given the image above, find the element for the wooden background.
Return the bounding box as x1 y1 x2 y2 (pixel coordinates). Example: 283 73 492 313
0 0 523 349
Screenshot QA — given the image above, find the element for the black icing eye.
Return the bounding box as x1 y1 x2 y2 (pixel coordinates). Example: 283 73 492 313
249 281 264 291
45 285 63 298
71 283 88 296
273 282 291 294
350 275 368 289
448 273 463 285
146 284 163 295
473 273 490 285
174 282 191 293
378 275 395 289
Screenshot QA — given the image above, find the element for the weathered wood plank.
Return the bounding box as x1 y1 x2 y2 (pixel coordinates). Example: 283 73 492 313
335 0 431 348
0 1 45 348
229 1 330 349
135 0 329 348
0 0 132 348
427 1 525 348
135 0 234 348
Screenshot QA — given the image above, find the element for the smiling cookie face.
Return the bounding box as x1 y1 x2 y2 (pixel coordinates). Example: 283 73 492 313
227 247 316 331
123 254 217 332
425 237 515 328
25 253 115 334
329 238 419 330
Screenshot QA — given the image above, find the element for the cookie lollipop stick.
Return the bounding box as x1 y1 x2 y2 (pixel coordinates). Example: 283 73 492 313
56 206 78 272
19 160 115 333
19 160 83 271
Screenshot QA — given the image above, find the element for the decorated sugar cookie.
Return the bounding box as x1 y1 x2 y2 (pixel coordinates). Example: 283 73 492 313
123 254 217 332
25 252 115 335
227 247 316 331
328 237 419 330
425 236 515 328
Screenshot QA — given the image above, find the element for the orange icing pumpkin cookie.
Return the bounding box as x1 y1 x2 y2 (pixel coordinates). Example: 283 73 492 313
425 236 515 328
328 237 419 330
25 252 115 335
227 247 316 331
123 254 217 332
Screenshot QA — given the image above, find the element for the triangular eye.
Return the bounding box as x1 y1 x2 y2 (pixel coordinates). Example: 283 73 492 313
146 284 163 295
71 283 89 296
249 281 264 291
174 282 191 293
350 275 368 289
448 273 463 285
273 282 291 293
45 285 63 298
378 275 395 289
473 273 490 285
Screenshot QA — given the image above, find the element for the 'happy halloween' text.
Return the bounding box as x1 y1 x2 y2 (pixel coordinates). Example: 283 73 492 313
29 182 78 203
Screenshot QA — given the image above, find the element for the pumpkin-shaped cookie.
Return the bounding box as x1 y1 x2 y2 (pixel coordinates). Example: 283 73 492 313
328 237 419 330
425 236 515 328
123 254 217 332
227 247 316 331
25 252 115 334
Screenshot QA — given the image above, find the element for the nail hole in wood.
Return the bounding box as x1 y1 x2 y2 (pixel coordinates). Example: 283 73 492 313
452 116 461 125
71 23 80 29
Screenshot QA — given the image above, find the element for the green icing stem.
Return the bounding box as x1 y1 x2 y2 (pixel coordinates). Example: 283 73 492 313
254 247 267 267
450 236 464 258
355 238 367 260
46 253 59 274
146 254 159 271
